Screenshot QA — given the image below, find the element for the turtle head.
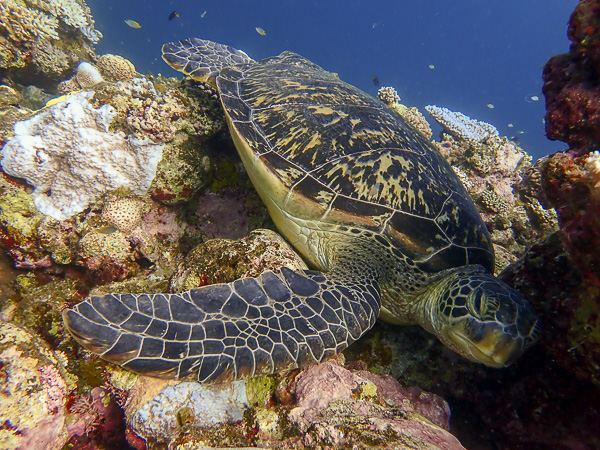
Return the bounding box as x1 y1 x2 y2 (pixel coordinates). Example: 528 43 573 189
426 269 540 368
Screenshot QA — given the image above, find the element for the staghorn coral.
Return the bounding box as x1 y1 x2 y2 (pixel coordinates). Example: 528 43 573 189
426 105 499 143
0 1 59 43
97 54 137 82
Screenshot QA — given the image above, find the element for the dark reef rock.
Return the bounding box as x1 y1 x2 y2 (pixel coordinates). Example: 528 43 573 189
543 0 600 153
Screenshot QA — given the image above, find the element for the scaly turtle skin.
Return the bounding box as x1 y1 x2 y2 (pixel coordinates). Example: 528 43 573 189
63 39 540 383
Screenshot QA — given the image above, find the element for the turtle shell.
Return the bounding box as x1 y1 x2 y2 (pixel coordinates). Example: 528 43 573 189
216 52 494 273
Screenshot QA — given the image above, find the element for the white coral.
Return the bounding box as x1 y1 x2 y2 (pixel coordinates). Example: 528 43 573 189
584 150 600 189
425 105 499 143
0 91 164 220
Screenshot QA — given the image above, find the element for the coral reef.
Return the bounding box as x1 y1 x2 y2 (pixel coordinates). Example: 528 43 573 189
0 91 164 220
377 86 433 139
426 107 557 268
126 380 248 444
543 0 600 153
426 105 499 143
377 86 401 104
102 197 144 234
97 54 138 82
119 361 464 448
75 61 104 88
0 322 69 450
170 229 308 292
0 0 100 81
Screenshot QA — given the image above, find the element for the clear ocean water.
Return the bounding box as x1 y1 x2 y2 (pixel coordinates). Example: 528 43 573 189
88 0 578 160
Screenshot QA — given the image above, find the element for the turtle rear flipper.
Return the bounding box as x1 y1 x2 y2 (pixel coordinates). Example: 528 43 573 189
63 268 380 383
161 38 254 84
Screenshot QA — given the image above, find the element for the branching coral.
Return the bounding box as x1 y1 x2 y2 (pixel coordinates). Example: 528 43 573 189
0 0 100 76
377 86 401 105
25 0 102 43
0 1 59 43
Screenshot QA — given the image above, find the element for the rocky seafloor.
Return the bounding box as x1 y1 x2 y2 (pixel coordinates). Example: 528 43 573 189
1 0 600 449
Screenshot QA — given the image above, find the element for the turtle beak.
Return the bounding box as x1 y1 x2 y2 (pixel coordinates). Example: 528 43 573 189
446 320 524 368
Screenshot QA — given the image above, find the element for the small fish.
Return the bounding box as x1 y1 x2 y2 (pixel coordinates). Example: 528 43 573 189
96 226 118 234
31 92 81 113
201 10 207 18
255 26 266 36
516 130 525 135
525 95 540 103
487 103 494 109
125 19 141 29
372 75 380 86
507 123 514 128
428 64 435 70
168 11 179 21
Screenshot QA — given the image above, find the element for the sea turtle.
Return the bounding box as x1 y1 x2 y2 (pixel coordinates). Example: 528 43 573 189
63 39 540 383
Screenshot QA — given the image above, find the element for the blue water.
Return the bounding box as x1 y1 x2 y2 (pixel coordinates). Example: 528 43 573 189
88 0 577 160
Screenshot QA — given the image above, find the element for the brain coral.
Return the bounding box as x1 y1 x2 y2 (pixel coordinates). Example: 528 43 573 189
0 91 164 220
97 54 137 82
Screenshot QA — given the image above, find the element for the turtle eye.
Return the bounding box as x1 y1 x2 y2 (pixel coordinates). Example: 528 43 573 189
468 289 484 316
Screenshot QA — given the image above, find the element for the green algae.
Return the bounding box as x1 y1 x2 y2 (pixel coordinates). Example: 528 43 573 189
245 375 279 406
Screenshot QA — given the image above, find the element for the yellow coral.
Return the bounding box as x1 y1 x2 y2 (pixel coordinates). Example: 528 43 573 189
390 103 433 140
0 1 59 43
377 86 400 105
26 0 102 43
97 54 137 82
102 198 144 234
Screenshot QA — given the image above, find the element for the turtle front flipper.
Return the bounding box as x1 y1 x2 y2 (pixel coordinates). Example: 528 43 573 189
63 268 380 383
161 38 254 84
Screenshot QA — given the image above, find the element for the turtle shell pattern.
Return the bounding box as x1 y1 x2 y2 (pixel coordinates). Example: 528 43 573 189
216 52 494 273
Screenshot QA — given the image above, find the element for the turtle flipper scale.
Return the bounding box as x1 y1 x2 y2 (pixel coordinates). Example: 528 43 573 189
63 268 381 383
161 38 254 84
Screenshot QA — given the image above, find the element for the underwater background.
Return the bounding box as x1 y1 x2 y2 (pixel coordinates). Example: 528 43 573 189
2 0 600 448
89 0 577 160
